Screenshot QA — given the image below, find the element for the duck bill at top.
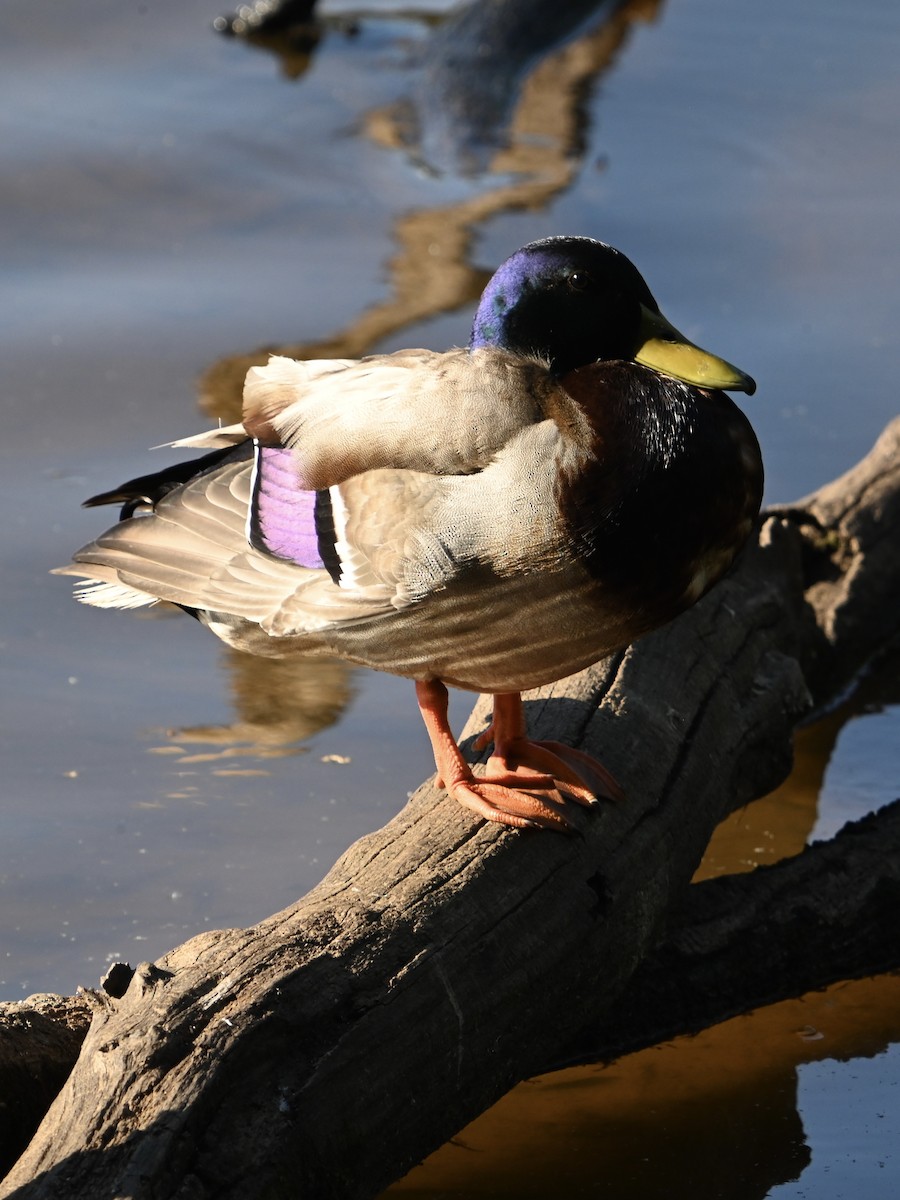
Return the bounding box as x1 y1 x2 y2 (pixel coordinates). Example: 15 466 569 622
634 305 756 395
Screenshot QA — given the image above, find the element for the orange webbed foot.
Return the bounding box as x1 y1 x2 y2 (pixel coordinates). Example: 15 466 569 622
416 680 575 832
445 776 573 832
416 681 619 833
473 694 623 807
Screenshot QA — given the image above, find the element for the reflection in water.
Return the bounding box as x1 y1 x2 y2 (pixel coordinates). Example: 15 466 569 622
385 975 900 1200
391 0 660 176
699 641 900 879
214 0 324 75
217 0 659 171
696 714 842 875
171 648 354 750
199 0 662 418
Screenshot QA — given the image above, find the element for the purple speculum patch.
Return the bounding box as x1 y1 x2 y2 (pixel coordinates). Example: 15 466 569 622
250 445 325 570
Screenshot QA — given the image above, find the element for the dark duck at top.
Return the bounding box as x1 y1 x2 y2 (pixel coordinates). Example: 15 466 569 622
57 237 763 832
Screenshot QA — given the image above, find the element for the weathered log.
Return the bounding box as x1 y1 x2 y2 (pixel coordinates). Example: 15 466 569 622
0 996 91 1181
4 785 898 1178
2 417 898 1198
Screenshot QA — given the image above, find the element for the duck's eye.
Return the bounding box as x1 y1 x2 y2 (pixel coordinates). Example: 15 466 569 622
567 271 591 292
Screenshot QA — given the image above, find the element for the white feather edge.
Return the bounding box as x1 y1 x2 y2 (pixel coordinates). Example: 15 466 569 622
164 423 246 450
72 578 160 610
327 484 381 592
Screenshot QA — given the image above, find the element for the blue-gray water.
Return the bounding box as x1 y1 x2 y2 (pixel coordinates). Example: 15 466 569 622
1 0 898 1195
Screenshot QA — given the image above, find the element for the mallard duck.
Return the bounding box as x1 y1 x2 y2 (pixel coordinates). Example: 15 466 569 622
56 236 762 831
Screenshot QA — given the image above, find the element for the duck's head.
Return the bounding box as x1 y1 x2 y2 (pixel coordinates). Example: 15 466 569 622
470 236 755 395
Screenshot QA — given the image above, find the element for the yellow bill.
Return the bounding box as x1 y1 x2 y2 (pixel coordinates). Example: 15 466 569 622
634 305 756 395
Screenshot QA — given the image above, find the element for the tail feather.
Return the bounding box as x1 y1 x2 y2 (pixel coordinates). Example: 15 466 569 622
55 418 399 637
83 442 250 514
50 562 161 611
74 579 161 610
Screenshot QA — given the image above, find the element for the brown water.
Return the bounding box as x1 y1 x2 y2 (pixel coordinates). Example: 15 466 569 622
1 0 898 1195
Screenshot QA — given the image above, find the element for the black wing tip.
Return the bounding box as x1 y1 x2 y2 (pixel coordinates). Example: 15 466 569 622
82 489 129 509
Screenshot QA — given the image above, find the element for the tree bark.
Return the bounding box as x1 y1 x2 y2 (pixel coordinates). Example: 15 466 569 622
0 996 92 1181
2 418 899 1200
5 790 898 1174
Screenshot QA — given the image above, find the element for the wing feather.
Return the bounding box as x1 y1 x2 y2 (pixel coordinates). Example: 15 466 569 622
61 457 399 630
242 348 553 488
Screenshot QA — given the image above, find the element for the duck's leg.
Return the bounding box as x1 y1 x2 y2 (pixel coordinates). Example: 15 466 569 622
475 692 623 804
414 680 571 831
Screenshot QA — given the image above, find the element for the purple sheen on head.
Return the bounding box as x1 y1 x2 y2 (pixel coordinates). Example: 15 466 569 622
469 249 537 349
250 446 324 569
469 236 653 355
470 238 606 349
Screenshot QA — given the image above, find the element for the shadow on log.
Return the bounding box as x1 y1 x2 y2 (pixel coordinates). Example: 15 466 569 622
2 418 899 1198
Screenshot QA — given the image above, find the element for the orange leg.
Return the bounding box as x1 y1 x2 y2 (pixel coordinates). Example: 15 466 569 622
414 682 621 832
475 692 623 805
415 680 571 831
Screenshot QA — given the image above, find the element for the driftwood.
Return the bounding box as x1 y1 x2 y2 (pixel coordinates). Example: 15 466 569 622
4 792 898 1179
0 996 92 1182
2 417 899 1197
